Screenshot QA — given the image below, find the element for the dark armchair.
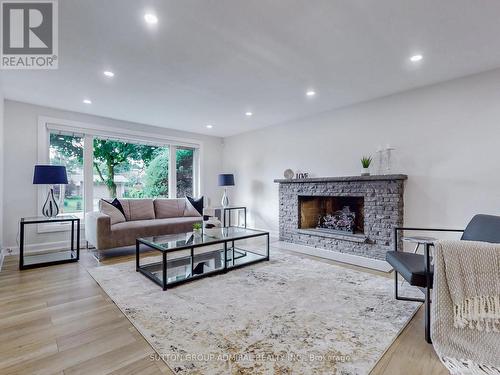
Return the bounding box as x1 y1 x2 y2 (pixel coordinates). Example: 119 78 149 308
386 214 500 343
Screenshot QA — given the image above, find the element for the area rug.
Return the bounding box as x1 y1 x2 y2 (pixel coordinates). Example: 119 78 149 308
88 250 421 374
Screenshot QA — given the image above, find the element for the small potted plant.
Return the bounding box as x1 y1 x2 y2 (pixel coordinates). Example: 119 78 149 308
192 222 202 235
361 156 372 176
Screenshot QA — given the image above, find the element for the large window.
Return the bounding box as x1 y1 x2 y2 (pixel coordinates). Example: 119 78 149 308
49 133 84 216
176 147 194 197
45 123 199 223
92 138 169 209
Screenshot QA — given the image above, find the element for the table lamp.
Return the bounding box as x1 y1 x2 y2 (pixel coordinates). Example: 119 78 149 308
33 165 68 217
218 173 234 208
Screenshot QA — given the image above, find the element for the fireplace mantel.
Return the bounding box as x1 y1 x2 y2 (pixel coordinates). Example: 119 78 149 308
274 174 407 184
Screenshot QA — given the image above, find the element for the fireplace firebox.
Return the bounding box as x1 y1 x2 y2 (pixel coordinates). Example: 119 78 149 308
298 196 365 234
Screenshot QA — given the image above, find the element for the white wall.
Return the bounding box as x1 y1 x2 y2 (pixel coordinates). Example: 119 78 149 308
3 100 223 249
223 69 500 234
0 84 4 250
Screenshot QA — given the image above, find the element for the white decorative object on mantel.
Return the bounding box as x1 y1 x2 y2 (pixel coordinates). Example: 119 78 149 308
283 169 294 179
376 146 385 175
376 145 396 175
385 144 396 174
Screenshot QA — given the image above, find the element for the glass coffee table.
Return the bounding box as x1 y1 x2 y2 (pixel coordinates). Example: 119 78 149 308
136 227 270 290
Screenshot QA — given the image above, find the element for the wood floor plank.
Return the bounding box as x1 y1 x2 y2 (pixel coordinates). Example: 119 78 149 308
63 340 153 375
56 317 131 352
0 338 58 369
0 249 446 375
106 356 167 375
1 329 138 375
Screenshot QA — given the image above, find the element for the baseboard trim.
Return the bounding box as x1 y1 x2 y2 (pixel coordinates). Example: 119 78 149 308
4 240 87 256
251 227 279 240
274 241 393 272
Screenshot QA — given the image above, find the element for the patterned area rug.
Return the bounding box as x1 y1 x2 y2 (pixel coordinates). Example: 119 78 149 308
88 249 421 374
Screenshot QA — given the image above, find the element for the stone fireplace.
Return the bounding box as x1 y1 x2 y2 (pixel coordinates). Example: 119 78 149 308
275 175 407 261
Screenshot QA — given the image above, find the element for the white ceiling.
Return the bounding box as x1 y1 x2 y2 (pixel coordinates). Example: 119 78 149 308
2 0 500 137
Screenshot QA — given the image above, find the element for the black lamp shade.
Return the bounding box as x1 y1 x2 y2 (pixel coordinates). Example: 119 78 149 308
33 165 68 185
218 173 235 186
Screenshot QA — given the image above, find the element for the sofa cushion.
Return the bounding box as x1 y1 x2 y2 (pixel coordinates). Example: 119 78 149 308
154 198 185 219
386 251 433 288
118 199 155 221
99 199 126 225
109 217 202 247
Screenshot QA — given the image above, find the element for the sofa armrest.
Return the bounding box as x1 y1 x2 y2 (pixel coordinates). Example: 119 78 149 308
85 211 111 250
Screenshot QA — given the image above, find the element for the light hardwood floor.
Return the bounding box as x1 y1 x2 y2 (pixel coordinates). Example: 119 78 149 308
0 248 447 375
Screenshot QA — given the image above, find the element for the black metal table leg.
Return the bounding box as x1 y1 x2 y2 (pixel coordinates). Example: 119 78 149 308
424 243 432 344
76 219 80 260
71 220 75 252
162 252 167 291
266 233 270 260
223 241 228 272
19 221 25 270
136 240 140 271
191 247 194 276
394 227 399 299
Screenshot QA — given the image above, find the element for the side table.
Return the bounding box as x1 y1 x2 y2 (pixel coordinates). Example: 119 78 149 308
213 206 247 228
19 215 80 270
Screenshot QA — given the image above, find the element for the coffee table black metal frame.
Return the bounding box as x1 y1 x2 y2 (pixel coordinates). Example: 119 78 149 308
136 228 269 290
19 215 80 270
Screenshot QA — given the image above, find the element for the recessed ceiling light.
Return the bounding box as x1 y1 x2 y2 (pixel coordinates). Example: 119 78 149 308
83 99 92 104
144 13 158 24
245 112 253 117
410 54 423 63
103 71 114 78
206 124 213 129
306 90 316 97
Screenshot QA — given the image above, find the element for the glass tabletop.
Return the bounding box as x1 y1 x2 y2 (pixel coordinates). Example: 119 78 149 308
139 227 268 252
21 215 79 223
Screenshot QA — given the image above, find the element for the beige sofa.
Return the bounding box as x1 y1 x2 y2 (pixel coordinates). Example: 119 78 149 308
85 198 202 250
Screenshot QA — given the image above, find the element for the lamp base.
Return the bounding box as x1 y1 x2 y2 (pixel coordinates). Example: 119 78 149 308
42 188 59 218
221 188 229 208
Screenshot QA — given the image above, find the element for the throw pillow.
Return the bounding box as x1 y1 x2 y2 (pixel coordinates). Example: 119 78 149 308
110 198 126 217
99 199 126 225
185 196 204 216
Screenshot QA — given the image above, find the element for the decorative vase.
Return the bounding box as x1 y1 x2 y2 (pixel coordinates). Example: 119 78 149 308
42 187 59 217
361 167 370 176
221 188 229 208
385 146 395 174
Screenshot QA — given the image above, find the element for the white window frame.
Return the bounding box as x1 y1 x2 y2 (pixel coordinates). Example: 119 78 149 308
37 116 203 233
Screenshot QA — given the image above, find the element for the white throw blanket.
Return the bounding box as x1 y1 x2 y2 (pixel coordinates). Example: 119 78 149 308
432 240 500 374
